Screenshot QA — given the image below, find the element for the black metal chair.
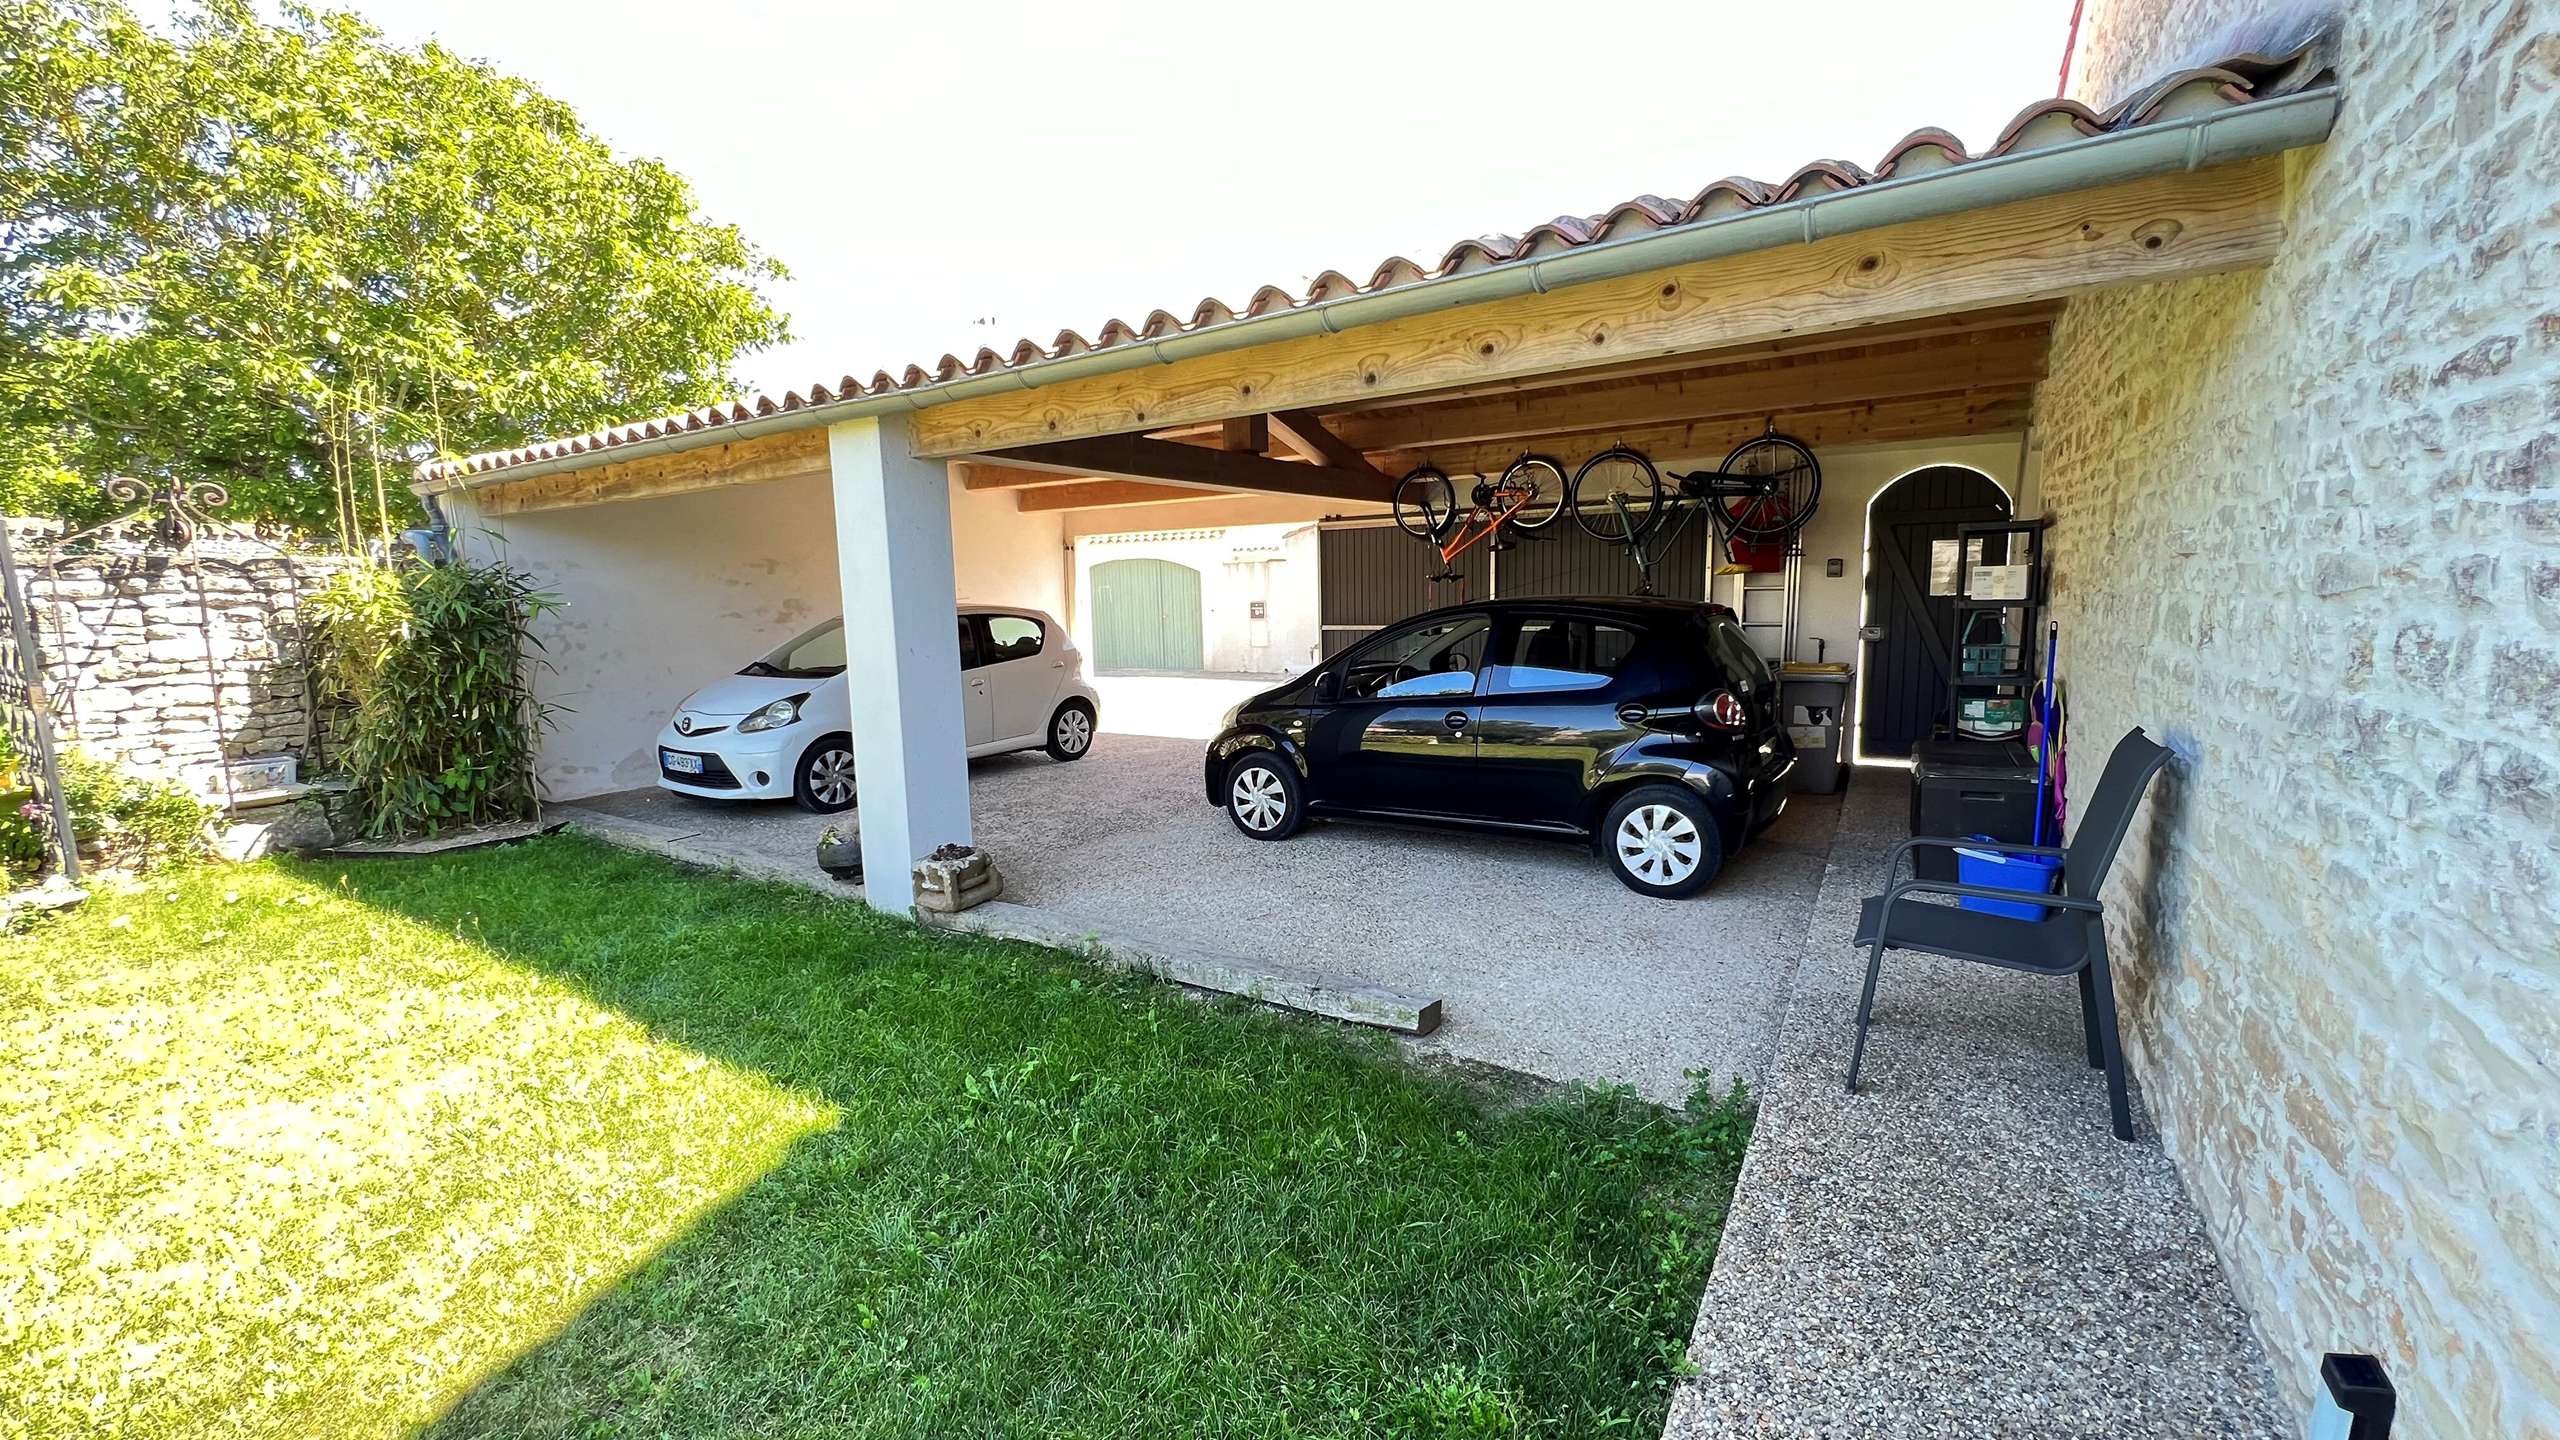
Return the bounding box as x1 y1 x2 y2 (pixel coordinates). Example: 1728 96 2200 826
1847 727 2173 1141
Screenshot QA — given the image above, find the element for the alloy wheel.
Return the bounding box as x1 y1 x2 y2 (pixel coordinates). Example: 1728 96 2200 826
807 748 857 807
1056 708 1092 754
1230 766 1288 832
1616 803 1703 885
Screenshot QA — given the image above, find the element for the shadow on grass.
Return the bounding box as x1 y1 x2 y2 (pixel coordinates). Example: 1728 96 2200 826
317 833 1750 1440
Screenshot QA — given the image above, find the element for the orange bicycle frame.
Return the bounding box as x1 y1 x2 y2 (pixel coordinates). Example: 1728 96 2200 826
1433 479 1538 566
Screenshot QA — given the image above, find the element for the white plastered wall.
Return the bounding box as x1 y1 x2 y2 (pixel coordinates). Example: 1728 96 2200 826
445 468 1064 801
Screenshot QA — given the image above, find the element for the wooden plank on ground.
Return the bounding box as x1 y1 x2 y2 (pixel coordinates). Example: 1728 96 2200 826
910 158 2284 457
925 900 1445 1035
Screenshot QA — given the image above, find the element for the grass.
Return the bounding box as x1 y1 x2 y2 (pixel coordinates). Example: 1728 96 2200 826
0 836 1750 1439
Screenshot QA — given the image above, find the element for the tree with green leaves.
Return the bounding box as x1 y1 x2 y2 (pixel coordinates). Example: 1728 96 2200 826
1 0 789 532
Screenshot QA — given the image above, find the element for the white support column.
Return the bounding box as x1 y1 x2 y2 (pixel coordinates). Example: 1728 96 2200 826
829 413 971 913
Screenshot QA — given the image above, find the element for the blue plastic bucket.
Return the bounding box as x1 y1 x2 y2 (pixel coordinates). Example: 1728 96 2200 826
1954 837 2062 921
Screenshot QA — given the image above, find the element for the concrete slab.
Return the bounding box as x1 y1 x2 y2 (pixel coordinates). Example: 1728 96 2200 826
1663 781 2285 1439
562 732 1837 1103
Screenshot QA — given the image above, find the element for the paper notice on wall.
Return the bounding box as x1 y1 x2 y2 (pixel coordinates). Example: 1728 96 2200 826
1930 539 1961 595
1969 564 2032 600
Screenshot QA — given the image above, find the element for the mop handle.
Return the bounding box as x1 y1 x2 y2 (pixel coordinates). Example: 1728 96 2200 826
2032 621 2058 845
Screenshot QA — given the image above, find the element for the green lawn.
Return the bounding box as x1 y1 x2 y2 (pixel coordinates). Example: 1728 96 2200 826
0 836 1747 1439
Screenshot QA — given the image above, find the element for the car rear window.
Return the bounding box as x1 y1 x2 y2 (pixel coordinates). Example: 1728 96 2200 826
1485 617 1640 694
1702 615 1771 695
984 615 1044 660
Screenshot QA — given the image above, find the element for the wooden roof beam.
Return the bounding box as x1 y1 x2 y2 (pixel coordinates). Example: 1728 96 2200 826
476 428 828 516
1266 410 1390 483
1014 481 1228 512
979 432 1396 505
1373 389 2037 478
1331 333 2050 455
912 159 2283 458
955 460 1099 490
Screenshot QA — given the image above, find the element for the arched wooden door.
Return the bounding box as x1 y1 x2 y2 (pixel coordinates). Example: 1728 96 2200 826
1861 467 2011 757
1091 557 1205 671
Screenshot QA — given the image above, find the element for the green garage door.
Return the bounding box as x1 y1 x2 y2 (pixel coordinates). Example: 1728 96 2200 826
1092 557 1204 671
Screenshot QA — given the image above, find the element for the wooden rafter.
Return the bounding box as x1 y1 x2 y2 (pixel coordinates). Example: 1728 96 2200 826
1014 481 1229 512
1144 303 2062 436
1325 329 2050 456
979 433 1397 505
1373 389 2037 477
1217 414 1269 452
955 460 1096 491
1265 410 1388 481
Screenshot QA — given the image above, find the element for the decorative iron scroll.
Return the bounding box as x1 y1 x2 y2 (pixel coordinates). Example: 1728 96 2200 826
89 476 233 550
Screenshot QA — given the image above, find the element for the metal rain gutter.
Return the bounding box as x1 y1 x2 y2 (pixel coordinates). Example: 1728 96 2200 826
424 85 2336 497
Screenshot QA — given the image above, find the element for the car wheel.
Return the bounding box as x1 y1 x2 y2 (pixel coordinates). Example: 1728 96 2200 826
1223 751 1305 840
1602 784 1725 898
1045 700 1096 761
792 734 858 813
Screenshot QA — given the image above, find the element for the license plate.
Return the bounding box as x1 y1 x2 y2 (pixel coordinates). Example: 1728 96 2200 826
661 749 704 775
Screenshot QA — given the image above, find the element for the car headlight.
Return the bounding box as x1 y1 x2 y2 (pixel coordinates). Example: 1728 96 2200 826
736 694 809 733
1218 701 1244 730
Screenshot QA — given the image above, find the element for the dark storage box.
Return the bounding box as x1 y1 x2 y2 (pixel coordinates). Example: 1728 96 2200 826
1909 739 2039 881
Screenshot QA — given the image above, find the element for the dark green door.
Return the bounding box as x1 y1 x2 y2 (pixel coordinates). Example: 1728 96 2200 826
1092 557 1204 671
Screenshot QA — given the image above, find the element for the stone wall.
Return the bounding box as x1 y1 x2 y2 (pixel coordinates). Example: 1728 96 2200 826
2037 2 2556 1434
10 525 361 796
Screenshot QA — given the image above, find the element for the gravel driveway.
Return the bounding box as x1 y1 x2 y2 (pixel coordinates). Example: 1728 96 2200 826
568 732 1840 1103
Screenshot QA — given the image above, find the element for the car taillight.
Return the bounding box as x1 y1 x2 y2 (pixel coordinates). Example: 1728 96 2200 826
1695 690 1747 730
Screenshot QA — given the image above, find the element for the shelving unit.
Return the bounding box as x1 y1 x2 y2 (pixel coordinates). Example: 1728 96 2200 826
1943 517 2048 742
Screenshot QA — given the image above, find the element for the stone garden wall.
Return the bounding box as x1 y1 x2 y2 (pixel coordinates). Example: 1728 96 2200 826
9 522 360 798
2040 1 2556 1433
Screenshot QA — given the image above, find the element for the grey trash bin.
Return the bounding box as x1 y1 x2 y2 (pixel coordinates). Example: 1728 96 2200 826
1779 664 1854 795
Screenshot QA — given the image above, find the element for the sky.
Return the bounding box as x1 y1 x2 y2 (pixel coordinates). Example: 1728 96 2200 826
334 1 2076 399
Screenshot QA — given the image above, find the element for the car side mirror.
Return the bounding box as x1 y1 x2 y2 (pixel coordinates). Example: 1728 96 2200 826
1314 670 1339 701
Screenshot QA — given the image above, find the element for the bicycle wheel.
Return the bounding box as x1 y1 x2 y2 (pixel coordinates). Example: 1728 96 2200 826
1716 433 1820 542
1393 465 1455 539
1569 446 1665 543
1498 454 1569 531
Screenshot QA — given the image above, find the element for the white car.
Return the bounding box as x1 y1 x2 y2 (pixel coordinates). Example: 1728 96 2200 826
654 605 1100 812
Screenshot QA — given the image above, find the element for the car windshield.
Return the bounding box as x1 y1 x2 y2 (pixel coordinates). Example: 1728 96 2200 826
744 618 846 678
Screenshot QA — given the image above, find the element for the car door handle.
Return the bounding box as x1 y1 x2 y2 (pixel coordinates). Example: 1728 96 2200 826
1443 711 1469 733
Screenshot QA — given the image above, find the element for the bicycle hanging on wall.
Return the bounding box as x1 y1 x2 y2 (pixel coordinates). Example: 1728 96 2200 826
1392 453 1568 586
1562 426 1823 594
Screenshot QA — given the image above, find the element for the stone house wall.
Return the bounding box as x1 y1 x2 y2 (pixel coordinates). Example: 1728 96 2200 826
8 525 361 796
2038 1 2556 1434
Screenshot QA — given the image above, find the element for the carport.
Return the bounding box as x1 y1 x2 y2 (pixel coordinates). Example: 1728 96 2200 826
418 60 2330 921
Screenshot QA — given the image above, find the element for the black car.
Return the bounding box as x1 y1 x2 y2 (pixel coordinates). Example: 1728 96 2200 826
1203 597 1795 897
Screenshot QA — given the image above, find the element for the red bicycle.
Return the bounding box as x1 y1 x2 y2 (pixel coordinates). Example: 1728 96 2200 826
1393 454 1567 580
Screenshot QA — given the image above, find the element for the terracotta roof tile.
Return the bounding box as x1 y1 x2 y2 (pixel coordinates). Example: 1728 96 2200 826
421 40 2335 485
